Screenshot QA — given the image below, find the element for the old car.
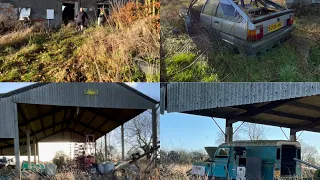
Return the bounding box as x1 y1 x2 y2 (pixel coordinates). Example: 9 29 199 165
187 0 295 55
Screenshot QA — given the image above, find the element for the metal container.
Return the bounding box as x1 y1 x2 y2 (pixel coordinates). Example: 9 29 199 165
98 163 104 174
104 162 115 173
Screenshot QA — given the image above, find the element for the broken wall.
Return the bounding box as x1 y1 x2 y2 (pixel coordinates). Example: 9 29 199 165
0 2 18 20
0 0 62 27
0 0 99 26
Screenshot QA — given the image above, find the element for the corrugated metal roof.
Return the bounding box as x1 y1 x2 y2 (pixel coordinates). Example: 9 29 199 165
220 140 301 147
0 98 15 138
10 83 156 109
161 82 320 133
0 83 158 150
162 82 320 113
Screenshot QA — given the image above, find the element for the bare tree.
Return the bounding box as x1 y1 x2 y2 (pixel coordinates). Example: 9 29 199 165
124 109 160 160
215 130 243 145
215 122 267 145
95 131 121 161
240 123 266 140
299 141 319 165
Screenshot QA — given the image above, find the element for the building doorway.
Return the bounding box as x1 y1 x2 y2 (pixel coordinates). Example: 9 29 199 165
62 2 75 25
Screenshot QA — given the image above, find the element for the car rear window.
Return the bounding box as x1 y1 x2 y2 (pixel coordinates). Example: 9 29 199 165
216 2 242 22
203 0 219 16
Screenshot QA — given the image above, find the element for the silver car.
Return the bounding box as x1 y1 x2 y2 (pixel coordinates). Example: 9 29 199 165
198 0 295 54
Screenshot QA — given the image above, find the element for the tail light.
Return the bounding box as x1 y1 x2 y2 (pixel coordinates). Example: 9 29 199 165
247 27 264 41
287 15 294 26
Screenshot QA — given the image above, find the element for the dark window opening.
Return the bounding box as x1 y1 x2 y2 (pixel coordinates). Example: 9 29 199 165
297 149 301 160
239 158 246 166
62 3 75 25
276 148 280 160
97 4 111 16
215 148 229 158
281 145 296 176
216 3 243 22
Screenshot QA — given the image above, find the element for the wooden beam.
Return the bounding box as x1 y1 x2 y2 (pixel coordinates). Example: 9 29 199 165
80 108 100 134
291 118 320 131
18 104 37 140
65 128 86 138
19 106 66 126
86 109 120 125
72 109 86 133
71 118 105 135
288 101 320 112
265 110 317 122
52 106 56 133
36 105 46 136
229 98 298 122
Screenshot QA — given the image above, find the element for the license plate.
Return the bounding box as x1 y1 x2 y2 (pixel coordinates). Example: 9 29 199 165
274 170 280 177
268 21 283 33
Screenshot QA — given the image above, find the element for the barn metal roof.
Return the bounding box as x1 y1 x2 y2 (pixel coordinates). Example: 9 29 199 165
220 140 301 147
0 83 158 155
161 82 320 133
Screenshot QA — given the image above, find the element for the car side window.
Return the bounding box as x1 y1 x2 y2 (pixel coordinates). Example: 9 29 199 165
203 0 219 16
216 3 243 22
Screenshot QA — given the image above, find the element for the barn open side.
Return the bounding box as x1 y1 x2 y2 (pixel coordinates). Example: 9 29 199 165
0 83 159 178
161 82 320 143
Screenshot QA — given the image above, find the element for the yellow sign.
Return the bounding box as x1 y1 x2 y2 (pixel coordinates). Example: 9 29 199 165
85 89 99 96
268 21 283 33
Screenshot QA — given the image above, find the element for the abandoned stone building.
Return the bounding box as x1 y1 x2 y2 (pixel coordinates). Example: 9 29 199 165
0 0 112 27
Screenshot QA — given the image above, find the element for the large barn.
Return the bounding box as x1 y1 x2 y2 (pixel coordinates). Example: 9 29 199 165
0 0 112 27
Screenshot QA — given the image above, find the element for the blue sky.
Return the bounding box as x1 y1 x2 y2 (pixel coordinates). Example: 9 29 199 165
160 112 320 151
0 82 36 94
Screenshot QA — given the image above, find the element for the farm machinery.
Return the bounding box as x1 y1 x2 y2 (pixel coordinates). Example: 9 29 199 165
188 140 303 180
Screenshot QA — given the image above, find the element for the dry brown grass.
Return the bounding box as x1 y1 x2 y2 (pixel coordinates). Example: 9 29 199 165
0 2 160 82
0 22 46 48
77 16 160 82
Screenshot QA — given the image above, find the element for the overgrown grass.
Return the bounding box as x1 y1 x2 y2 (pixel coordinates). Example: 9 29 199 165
0 2 160 82
161 0 320 82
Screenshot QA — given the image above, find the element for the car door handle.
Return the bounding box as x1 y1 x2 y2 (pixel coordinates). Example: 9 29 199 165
214 20 219 23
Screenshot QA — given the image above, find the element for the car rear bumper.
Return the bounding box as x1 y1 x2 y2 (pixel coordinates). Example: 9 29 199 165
238 25 295 55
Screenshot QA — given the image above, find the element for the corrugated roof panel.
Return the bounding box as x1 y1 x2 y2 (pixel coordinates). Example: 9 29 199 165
0 98 15 138
165 82 320 113
12 83 156 109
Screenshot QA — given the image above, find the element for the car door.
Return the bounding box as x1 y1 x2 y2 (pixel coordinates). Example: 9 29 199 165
213 147 230 178
200 0 221 31
216 0 247 42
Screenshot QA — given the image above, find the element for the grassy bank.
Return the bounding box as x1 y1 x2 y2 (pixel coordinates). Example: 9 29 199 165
161 0 320 82
0 2 160 82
